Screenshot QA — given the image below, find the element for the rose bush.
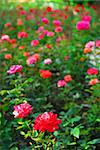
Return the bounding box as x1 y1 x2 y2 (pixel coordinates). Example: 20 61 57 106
0 1 100 150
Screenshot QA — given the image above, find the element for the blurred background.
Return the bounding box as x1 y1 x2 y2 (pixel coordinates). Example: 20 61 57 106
1 0 100 16
1 0 100 4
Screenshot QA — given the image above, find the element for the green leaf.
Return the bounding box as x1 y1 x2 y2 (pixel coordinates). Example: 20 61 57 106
71 127 80 138
87 139 100 145
96 118 100 122
70 116 81 124
20 131 25 136
33 130 38 137
10 147 18 150
0 90 7 95
18 122 23 125
53 131 59 136
63 121 69 127
67 142 76 145
27 78 33 82
16 126 23 130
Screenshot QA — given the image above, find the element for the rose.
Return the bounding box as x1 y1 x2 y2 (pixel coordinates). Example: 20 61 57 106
39 70 52 78
87 68 98 75
7 65 23 74
33 112 61 132
76 21 90 30
13 103 32 118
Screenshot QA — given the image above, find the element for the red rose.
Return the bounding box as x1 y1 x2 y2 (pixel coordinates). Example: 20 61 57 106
55 26 62 32
4 54 12 59
17 31 28 39
46 6 52 12
23 52 30 57
32 53 40 61
33 112 61 132
87 68 98 75
31 39 39 46
13 103 32 118
39 70 52 78
64 75 72 82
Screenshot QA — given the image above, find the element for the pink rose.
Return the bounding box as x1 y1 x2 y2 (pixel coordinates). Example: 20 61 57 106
7 65 23 74
55 26 62 32
53 20 61 26
1 34 10 41
76 21 90 30
56 36 62 43
42 18 49 24
20 11 27 15
96 40 100 47
44 58 52 64
57 80 66 87
37 26 44 33
31 39 39 46
85 41 95 49
47 31 54 37
26 56 37 65
43 30 48 35
39 33 44 40
82 15 92 22
17 32 28 39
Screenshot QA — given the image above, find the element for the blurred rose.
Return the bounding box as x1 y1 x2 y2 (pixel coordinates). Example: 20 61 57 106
19 45 25 50
42 18 49 24
31 39 39 46
76 21 90 30
4 54 12 59
96 40 100 47
17 18 23 26
37 26 44 33
23 52 30 57
89 78 99 85
17 31 28 39
7 65 23 74
32 53 40 61
55 26 62 32
4 22 12 27
53 20 61 26
46 6 52 12
1 34 10 41
44 58 52 64
85 41 95 49
39 33 44 40
87 68 98 75
46 44 52 49
57 80 66 87
9 39 16 44
47 31 54 37
82 15 92 22
40 70 52 78
64 75 72 82
26 56 37 65
84 48 92 54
